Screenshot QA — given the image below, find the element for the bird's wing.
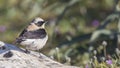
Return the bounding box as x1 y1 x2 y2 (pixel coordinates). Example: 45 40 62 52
19 29 27 37
23 29 47 39
15 29 47 44
15 29 27 44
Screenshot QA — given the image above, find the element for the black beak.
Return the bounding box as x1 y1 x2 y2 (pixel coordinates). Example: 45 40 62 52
44 21 48 24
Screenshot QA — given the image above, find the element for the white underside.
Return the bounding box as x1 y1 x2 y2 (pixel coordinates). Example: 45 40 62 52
20 35 48 50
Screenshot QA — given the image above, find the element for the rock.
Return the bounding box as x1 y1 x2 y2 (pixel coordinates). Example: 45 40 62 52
0 41 79 68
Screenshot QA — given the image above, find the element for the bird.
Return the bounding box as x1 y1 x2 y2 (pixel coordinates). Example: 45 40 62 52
15 17 48 53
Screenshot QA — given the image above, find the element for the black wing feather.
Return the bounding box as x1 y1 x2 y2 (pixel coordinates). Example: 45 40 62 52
15 29 46 43
23 29 47 39
19 29 27 37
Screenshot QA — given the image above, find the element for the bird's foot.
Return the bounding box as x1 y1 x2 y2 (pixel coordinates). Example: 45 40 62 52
39 53 43 58
24 49 30 54
38 50 42 58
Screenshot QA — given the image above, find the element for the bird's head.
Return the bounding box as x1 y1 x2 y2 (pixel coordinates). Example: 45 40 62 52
27 17 47 31
31 17 47 28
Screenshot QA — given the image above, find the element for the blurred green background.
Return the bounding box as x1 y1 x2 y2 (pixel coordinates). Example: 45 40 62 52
0 0 119 67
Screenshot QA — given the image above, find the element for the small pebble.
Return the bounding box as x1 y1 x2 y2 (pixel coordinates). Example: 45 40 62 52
3 51 13 58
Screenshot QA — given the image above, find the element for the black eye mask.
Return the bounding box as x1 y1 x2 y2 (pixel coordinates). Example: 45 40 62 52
35 21 45 26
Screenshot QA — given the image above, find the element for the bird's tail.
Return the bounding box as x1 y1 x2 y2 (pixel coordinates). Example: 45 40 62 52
13 38 24 45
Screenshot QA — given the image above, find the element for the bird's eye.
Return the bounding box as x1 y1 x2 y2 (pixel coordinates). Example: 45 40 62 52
38 21 44 24
35 21 44 26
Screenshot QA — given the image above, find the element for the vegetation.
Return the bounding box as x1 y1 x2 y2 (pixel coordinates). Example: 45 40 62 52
0 0 120 67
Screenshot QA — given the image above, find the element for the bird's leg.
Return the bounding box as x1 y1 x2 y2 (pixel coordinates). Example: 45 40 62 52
38 49 42 58
24 49 30 54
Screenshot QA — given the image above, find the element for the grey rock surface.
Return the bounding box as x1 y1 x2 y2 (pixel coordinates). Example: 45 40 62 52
0 41 79 68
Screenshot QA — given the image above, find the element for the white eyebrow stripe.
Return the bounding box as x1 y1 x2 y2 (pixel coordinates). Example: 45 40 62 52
34 18 44 23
